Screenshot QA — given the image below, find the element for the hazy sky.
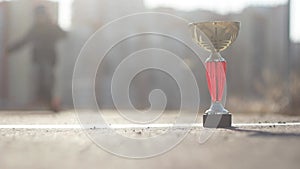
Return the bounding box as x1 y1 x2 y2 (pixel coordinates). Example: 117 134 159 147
144 0 286 13
37 0 300 42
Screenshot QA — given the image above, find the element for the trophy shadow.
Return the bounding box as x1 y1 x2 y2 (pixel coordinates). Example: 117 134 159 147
227 127 300 138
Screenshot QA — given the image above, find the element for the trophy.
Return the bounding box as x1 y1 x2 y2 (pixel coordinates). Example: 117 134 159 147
189 21 240 128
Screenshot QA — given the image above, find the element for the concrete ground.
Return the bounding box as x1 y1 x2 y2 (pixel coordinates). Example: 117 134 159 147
0 111 300 169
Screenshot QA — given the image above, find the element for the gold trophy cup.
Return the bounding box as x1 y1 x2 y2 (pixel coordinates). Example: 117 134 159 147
189 21 240 128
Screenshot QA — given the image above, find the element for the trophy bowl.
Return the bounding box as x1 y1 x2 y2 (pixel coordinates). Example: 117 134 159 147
189 21 240 52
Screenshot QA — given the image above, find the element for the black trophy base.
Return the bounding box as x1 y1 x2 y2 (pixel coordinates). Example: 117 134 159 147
203 113 232 128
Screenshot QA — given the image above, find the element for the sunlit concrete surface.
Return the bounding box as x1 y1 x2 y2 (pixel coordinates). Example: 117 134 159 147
0 111 300 169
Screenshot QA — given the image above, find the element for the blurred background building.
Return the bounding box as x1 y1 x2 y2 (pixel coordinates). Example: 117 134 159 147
0 0 299 114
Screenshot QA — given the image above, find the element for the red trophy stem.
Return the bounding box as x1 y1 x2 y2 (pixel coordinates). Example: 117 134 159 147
205 61 227 102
